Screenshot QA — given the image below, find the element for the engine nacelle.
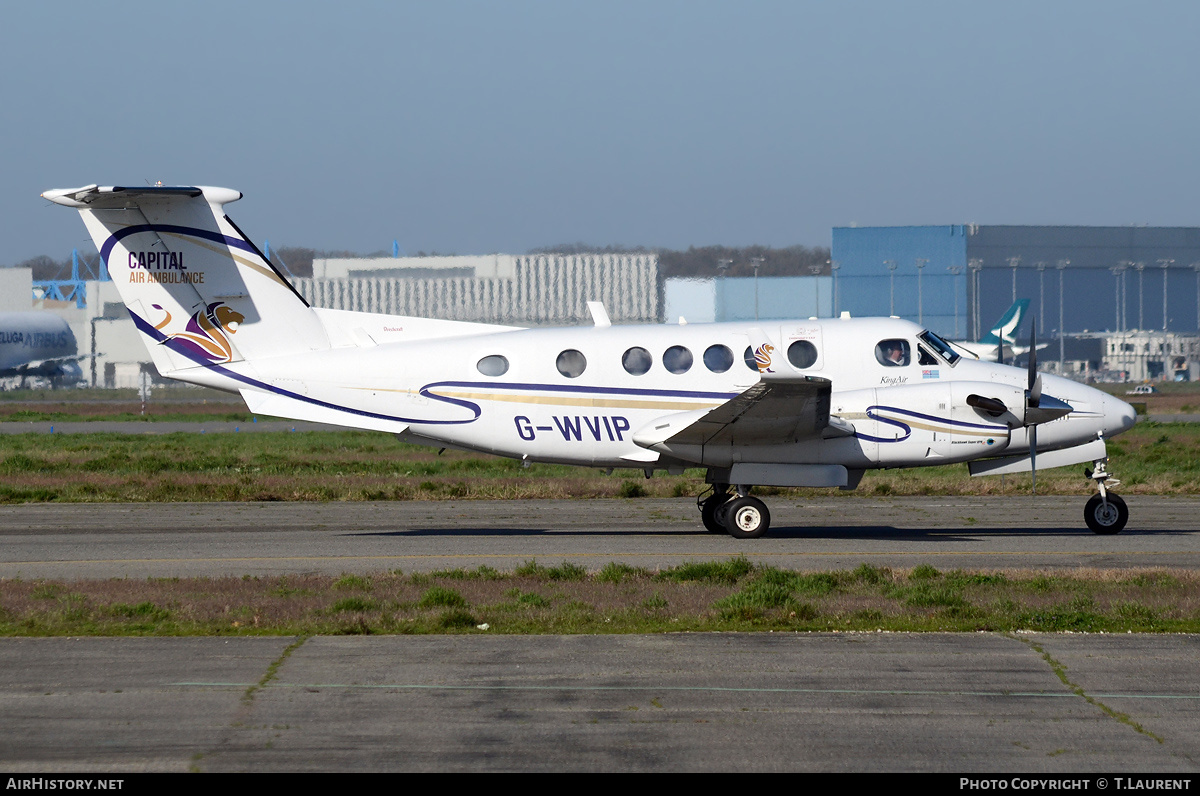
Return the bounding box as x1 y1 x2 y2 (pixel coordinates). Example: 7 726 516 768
832 381 1017 466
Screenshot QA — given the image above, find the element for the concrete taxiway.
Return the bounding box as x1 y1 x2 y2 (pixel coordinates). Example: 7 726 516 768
1 497 1199 579
3 497 1198 773
1 633 1197 772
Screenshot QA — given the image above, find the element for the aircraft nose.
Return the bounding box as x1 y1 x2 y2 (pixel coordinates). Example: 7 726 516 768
1103 394 1138 437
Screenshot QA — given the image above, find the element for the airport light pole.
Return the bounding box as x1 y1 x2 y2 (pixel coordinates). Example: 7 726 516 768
1111 264 1127 332
751 257 764 321
1159 259 1174 331
947 265 963 338
810 264 823 317
1036 262 1047 330
1007 256 1021 304
915 258 928 325
717 259 731 323
1057 260 1069 373
968 258 983 339
1134 262 1146 330
1122 264 1131 332
830 260 840 317
884 260 897 316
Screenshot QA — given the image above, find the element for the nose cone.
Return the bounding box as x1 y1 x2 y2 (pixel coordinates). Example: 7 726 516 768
1103 394 1138 437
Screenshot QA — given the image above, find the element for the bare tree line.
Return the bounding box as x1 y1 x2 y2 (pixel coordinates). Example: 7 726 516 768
8 242 831 282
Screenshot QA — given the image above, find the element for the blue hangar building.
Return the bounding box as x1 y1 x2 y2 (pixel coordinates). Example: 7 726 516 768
831 225 1200 340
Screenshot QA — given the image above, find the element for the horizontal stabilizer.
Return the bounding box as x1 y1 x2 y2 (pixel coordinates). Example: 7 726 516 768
968 438 1106 477
240 389 410 434
41 185 215 208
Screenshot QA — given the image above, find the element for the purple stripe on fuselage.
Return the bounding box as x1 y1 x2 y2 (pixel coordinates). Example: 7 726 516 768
128 309 478 426
422 381 738 402
855 404 1010 444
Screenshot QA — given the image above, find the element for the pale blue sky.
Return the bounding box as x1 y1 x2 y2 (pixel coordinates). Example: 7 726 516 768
4 1 1199 263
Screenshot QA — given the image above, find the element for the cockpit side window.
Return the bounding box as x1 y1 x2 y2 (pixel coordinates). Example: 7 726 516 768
918 346 937 366
875 339 910 367
917 330 961 365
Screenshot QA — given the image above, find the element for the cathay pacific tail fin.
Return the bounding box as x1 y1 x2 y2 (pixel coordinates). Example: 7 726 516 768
979 299 1029 346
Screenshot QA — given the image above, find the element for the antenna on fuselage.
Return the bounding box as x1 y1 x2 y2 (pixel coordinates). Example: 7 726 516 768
587 301 611 327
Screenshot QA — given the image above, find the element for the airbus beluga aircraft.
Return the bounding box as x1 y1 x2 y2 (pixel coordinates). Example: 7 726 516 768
42 185 1138 538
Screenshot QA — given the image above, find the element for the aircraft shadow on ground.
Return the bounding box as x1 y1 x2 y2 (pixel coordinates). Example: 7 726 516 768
344 524 1171 541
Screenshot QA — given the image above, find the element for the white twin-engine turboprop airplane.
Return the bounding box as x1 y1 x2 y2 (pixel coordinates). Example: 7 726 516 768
43 184 1139 538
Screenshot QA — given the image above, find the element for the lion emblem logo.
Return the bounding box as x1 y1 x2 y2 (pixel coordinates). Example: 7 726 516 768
753 343 775 374
151 301 244 364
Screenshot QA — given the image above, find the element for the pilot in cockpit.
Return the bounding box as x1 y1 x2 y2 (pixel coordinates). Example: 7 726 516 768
876 340 910 366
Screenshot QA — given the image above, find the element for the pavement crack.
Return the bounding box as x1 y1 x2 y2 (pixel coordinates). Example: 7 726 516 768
243 635 310 706
193 636 311 771
1011 634 1164 745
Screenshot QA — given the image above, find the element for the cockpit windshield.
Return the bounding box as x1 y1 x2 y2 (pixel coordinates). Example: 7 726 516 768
918 330 961 365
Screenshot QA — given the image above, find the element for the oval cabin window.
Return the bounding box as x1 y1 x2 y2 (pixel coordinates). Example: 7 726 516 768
622 347 652 375
663 345 693 374
556 349 587 378
477 355 509 377
703 344 734 373
787 340 818 369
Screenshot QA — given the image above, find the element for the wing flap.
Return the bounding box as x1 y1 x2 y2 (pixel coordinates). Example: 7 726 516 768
634 376 835 449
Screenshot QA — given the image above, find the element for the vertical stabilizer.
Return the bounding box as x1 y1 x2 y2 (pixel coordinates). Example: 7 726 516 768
42 185 329 376
980 299 1029 346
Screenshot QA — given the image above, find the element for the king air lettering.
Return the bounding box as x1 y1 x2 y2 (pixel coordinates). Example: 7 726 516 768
128 251 204 284
514 415 631 443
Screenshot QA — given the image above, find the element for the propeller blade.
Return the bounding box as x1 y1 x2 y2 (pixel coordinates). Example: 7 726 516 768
1027 316 1036 391
1030 425 1037 494
1026 316 1042 494
1023 317 1046 413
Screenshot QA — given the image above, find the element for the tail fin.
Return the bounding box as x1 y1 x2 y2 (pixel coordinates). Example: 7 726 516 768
41 185 329 377
979 299 1029 346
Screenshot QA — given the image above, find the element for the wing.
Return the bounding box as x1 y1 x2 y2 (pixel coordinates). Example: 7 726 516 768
633 375 854 450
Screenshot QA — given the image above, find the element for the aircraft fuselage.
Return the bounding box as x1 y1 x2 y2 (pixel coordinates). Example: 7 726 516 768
211 315 1134 473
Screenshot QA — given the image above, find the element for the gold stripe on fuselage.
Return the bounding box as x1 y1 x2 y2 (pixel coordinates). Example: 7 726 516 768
871 412 1004 439
427 389 723 411
354 386 724 412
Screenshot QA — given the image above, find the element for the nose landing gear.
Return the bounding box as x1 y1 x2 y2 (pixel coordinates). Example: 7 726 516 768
1084 455 1127 534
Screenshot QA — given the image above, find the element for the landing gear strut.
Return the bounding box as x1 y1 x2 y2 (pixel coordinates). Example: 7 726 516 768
697 484 772 539
1084 454 1127 535
698 487 732 534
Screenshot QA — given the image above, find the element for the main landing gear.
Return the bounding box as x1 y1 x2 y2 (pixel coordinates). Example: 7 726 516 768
696 453 1130 539
698 485 771 539
1084 455 1128 535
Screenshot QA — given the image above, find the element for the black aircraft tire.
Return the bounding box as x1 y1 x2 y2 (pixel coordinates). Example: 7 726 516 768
701 493 732 534
724 496 771 540
1085 493 1128 535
